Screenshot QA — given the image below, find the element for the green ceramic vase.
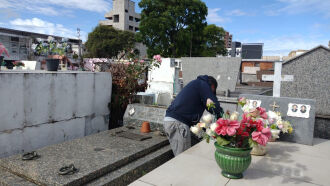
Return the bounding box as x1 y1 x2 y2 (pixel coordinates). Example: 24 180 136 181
214 142 252 179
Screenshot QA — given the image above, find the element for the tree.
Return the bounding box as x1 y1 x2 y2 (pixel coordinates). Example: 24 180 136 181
201 24 227 57
137 0 208 58
85 25 136 58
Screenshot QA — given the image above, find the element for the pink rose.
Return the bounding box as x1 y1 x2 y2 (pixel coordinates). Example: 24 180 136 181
252 128 271 146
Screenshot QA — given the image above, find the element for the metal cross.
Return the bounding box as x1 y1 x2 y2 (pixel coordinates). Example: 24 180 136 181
270 101 280 111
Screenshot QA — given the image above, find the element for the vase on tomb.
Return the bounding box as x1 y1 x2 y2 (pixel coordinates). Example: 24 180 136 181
214 142 252 179
140 121 151 133
46 58 60 71
250 144 267 156
269 129 281 142
5 61 14 70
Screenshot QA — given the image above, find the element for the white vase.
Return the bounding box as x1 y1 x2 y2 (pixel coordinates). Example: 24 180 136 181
251 144 267 156
270 129 281 142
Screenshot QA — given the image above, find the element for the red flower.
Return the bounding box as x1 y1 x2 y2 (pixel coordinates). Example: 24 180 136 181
257 107 268 119
252 128 271 146
215 118 240 136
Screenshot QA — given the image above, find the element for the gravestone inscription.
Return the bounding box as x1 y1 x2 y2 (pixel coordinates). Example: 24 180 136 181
239 94 316 145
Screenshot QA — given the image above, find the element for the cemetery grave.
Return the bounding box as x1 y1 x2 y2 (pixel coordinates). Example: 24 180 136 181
0 126 173 185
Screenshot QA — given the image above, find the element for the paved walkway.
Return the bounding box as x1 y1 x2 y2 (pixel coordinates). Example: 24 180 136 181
130 138 330 186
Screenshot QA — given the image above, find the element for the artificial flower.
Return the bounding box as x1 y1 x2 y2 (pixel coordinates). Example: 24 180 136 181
215 118 240 136
230 111 239 121
238 97 247 107
210 123 218 132
202 113 213 124
190 126 201 135
252 128 271 146
257 107 268 119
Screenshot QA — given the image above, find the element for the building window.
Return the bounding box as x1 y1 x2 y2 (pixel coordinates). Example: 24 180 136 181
125 9 128 13
109 17 113 20
114 15 119 22
135 27 139 32
129 16 133 21
135 18 140 22
129 26 133 31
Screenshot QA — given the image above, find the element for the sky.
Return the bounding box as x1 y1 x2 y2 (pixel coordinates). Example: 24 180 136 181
0 0 329 56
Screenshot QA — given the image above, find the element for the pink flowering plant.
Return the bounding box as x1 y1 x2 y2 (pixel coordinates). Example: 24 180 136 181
191 97 272 148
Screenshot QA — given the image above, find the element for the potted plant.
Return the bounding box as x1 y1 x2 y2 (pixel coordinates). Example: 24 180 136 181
32 36 69 71
190 97 271 179
13 61 25 70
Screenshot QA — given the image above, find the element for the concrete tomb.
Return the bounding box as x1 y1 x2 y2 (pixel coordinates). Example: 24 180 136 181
239 94 316 145
281 45 330 139
0 126 173 185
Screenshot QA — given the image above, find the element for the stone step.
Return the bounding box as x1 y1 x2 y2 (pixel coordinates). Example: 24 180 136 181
86 145 173 186
0 167 36 186
0 127 169 185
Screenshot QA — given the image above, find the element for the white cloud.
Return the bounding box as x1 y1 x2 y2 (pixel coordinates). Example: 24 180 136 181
0 0 111 15
207 8 231 24
9 17 87 41
244 35 329 56
225 9 247 16
265 0 330 17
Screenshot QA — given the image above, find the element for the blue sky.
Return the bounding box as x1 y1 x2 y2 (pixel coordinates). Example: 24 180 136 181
0 0 329 56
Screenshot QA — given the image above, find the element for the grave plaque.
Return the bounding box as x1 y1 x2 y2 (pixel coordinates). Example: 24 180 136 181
239 94 316 145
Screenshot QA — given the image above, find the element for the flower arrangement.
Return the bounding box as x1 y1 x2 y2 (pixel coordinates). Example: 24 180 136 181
32 36 69 57
13 61 25 67
191 97 272 148
266 110 293 140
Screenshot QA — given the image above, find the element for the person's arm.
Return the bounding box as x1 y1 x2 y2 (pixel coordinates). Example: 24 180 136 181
199 81 224 119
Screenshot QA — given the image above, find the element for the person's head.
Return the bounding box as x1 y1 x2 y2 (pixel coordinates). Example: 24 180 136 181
301 105 306 111
208 76 218 95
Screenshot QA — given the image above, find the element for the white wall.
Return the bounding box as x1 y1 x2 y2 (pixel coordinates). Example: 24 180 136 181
0 71 112 157
146 58 180 98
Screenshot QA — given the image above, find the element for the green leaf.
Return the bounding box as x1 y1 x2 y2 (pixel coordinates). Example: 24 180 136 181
216 136 230 146
248 138 258 148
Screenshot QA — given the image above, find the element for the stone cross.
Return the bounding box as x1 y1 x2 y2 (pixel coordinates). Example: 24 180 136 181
269 101 280 111
262 58 294 97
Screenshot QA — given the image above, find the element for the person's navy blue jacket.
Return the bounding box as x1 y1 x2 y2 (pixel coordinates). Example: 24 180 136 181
166 75 224 127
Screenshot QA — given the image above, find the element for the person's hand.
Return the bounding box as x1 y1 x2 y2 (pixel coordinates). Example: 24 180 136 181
206 98 214 107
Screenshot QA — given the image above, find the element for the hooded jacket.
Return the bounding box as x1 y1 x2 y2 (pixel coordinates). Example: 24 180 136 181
166 75 224 127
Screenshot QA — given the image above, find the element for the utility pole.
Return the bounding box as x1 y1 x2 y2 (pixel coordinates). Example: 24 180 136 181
77 28 82 62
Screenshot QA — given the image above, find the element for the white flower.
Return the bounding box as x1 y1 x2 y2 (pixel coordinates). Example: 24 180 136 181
198 122 206 128
202 114 213 124
31 44 37 50
206 128 213 136
47 36 54 42
230 111 239 121
190 126 201 135
210 123 217 132
267 111 281 121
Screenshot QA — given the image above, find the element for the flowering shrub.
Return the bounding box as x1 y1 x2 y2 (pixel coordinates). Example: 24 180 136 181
191 97 272 148
109 55 162 128
32 36 69 56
